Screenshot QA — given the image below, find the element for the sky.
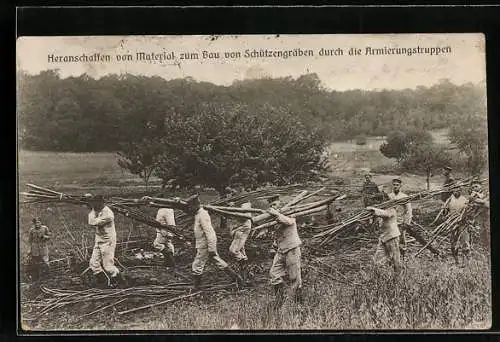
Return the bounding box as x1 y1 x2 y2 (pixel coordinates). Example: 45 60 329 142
16 34 486 91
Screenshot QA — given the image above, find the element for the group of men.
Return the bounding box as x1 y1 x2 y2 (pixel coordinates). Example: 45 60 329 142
361 166 489 275
26 166 489 308
184 193 303 307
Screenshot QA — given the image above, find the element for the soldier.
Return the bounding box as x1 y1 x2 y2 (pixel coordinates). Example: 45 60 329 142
470 180 489 207
228 202 253 284
267 196 303 307
153 199 176 268
186 195 243 289
367 206 401 275
362 173 385 207
87 195 123 288
469 179 490 248
28 217 51 281
387 178 412 259
444 187 470 265
441 166 455 202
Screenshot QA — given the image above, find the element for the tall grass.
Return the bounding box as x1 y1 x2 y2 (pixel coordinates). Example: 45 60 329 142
24 252 491 330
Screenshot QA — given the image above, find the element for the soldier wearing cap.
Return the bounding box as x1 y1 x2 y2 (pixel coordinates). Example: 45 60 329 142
87 194 123 287
441 166 455 202
186 195 243 289
266 195 303 307
387 178 412 259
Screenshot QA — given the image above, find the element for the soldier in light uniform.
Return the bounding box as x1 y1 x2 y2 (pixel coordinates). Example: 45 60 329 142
228 202 253 284
444 187 470 264
153 201 176 268
87 195 122 288
367 206 401 275
186 195 243 289
387 178 412 259
267 196 303 307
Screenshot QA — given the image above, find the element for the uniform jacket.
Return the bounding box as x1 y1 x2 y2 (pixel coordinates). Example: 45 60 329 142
193 207 218 252
273 212 302 253
155 208 176 237
371 208 400 243
88 206 116 243
446 195 469 214
388 191 412 225
29 225 50 257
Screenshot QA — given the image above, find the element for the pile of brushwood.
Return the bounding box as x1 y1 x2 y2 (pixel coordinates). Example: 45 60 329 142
20 177 489 320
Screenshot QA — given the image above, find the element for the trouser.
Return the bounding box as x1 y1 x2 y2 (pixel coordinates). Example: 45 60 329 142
373 237 401 274
28 254 49 280
269 247 302 291
153 235 175 257
192 248 229 275
451 225 471 260
89 240 120 277
229 230 249 261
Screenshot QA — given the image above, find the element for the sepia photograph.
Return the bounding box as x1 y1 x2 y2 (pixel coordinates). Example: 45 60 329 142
17 34 490 330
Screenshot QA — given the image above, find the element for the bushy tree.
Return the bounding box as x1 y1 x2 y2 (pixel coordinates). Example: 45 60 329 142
449 114 488 176
155 102 329 195
400 142 452 189
379 129 433 162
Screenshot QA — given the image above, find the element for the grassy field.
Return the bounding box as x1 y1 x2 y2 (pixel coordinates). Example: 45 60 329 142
17 133 492 331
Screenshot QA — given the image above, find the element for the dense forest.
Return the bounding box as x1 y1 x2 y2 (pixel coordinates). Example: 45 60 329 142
17 70 486 152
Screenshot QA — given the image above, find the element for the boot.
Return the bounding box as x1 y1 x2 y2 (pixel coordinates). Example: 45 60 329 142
224 267 244 288
238 260 253 286
273 283 285 309
163 251 176 269
192 274 202 290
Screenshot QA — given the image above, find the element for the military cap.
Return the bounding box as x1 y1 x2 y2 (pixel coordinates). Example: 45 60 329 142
392 178 402 184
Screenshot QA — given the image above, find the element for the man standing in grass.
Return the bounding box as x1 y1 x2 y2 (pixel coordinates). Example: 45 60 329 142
367 205 401 275
87 194 122 288
267 196 303 307
186 195 243 289
153 196 176 268
387 178 412 259
28 217 51 281
228 201 253 284
444 187 470 265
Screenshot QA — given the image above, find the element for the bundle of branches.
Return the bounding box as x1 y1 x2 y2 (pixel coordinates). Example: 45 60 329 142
21 184 188 242
311 177 485 246
414 202 487 257
25 280 237 321
21 184 88 205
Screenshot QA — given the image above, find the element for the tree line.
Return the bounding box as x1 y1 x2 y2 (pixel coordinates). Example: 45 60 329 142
17 70 485 152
